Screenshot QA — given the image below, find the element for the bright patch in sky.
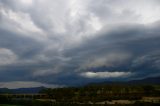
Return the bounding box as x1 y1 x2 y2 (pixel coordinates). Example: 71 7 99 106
81 71 132 78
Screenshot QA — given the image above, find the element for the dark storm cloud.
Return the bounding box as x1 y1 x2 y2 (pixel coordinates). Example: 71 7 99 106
0 0 160 88
0 29 46 58
62 24 160 78
28 23 160 85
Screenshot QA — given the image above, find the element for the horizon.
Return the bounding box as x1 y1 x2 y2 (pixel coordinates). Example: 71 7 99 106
0 0 160 89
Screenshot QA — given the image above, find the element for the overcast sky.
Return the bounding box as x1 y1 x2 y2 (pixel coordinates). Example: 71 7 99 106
0 0 160 88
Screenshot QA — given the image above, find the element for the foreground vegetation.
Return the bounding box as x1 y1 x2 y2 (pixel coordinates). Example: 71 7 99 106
0 84 160 106
40 84 160 102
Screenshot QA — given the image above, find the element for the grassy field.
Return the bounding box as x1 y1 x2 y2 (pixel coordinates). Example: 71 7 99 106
0 104 20 106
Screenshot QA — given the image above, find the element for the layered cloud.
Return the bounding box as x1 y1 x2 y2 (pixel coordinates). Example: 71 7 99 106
0 48 17 66
80 71 132 79
0 81 63 89
0 0 160 87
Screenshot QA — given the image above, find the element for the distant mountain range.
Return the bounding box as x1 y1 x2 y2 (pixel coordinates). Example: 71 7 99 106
0 86 45 94
87 76 160 86
0 76 160 94
128 76 160 85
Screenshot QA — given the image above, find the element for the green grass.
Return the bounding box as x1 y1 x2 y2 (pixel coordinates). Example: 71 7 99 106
0 104 22 106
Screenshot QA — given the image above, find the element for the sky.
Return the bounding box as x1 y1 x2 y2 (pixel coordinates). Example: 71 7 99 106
0 0 160 88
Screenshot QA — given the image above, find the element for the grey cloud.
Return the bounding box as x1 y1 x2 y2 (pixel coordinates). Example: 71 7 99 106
0 29 46 59
0 48 17 66
63 23 160 79
0 0 160 87
30 23 160 85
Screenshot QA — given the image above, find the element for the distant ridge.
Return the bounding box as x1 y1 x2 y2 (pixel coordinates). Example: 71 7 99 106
128 76 160 85
0 86 45 94
0 76 160 94
87 76 160 86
